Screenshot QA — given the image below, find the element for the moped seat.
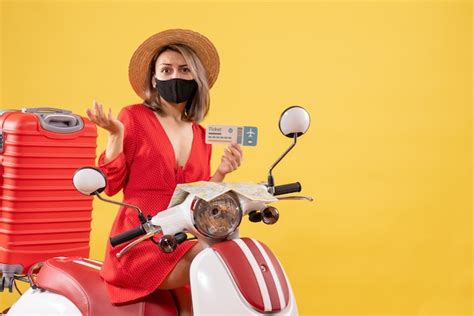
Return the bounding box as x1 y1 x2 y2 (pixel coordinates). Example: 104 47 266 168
35 257 177 316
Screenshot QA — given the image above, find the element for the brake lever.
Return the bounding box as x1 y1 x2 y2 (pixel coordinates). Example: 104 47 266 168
276 195 314 202
116 227 162 258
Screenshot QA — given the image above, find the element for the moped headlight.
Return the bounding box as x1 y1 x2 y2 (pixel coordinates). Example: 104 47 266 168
192 192 242 239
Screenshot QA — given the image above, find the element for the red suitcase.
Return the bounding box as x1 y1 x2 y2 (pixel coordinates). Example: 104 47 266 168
0 107 97 290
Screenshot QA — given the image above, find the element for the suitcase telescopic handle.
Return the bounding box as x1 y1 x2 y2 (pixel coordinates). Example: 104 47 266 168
22 107 85 133
22 107 72 114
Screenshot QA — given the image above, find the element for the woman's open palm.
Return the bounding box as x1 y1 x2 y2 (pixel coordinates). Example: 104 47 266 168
86 100 123 135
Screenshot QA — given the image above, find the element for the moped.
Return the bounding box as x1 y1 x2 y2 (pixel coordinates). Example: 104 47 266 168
4 106 313 316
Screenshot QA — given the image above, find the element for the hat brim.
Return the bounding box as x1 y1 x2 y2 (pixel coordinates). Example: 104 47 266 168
129 29 220 100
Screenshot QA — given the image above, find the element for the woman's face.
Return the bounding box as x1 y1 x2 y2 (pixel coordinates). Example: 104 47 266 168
154 50 193 82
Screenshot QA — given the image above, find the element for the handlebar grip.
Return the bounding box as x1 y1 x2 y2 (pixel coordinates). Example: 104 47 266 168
273 182 302 196
174 232 188 244
110 225 146 247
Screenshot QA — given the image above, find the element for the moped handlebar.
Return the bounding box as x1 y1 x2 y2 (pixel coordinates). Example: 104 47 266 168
110 225 146 247
273 182 302 196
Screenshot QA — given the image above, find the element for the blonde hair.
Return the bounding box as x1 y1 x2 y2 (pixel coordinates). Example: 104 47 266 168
143 44 210 122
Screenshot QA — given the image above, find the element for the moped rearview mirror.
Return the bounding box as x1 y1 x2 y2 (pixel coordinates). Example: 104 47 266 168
73 166 147 224
279 106 311 138
268 106 311 192
73 167 106 196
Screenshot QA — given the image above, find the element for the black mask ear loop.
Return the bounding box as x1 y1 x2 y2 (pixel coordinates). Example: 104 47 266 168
184 85 197 117
153 77 164 107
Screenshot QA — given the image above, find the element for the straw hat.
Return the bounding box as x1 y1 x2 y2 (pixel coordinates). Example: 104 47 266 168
128 29 220 100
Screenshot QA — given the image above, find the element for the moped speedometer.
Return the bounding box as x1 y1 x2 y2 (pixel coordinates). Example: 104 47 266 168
192 192 242 239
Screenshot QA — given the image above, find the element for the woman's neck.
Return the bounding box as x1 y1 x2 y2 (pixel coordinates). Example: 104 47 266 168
160 99 187 122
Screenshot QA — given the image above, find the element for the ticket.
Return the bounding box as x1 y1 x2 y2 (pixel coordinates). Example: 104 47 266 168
205 125 258 146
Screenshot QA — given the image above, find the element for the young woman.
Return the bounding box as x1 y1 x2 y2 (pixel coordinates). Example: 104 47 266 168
86 29 242 315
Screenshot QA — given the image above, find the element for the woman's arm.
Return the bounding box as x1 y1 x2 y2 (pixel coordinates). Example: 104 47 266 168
210 170 226 182
86 101 133 196
209 143 243 182
104 129 124 163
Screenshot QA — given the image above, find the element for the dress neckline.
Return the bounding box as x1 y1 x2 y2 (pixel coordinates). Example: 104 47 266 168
144 105 195 171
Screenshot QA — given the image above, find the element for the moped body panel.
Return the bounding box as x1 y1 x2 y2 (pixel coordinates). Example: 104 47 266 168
8 287 81 315
191 238 298 316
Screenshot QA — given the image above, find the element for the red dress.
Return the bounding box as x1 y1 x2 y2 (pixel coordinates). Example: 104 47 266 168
97 103 212 304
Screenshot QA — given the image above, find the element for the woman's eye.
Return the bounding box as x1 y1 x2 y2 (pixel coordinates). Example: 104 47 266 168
161 68 170 73
182 68 190 73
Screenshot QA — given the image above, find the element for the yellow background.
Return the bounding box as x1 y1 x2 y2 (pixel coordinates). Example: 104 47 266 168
0 0 472 315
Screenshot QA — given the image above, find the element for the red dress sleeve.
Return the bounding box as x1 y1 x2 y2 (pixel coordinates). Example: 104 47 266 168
97 107 137 196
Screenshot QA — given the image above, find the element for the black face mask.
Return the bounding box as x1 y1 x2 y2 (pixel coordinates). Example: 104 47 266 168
155 78 198 104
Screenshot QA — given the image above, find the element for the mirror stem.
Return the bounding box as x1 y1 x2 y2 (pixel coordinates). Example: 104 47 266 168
95 193 147 224
267 134 298 192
